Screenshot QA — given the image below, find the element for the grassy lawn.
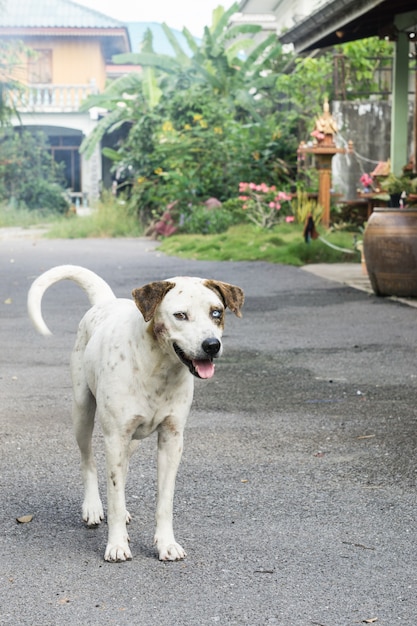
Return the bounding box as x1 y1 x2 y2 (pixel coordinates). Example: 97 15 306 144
0 202 361 266
159 223 361 266
0 198 142 238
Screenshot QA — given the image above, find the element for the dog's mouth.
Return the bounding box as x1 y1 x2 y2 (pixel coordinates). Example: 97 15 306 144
173 343 215 379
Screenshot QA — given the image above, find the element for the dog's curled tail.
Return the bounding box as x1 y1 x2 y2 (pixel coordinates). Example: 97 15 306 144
28 264 116 336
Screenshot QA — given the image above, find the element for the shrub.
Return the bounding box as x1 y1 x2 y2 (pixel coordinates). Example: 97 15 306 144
238 182 292 229
0 128 68 211
291 189 323 225
180 205 238 235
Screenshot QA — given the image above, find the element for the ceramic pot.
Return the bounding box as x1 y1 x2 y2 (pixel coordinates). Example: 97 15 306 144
363 207 417 297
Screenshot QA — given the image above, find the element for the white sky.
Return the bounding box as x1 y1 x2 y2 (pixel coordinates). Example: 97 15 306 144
77 0 235 38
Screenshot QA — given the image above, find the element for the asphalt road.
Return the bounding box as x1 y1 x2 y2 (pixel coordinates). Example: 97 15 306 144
0 236 416 626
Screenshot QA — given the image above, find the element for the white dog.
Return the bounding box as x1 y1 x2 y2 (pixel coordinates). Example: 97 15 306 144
27 265 244 562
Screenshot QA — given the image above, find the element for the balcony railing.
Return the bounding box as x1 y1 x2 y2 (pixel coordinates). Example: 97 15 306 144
7 82 99 113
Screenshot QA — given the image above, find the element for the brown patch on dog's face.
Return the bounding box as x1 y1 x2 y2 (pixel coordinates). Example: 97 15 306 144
210 304 225 329
204 280 244 317
153 321 168 338
132 281 175 322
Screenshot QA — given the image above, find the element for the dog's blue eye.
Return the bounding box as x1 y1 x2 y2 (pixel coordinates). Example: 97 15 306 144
174 312 188 321
211 309 222 319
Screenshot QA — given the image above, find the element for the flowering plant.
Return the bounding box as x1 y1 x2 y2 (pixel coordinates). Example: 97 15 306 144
360 173 373 191
238 182 292 229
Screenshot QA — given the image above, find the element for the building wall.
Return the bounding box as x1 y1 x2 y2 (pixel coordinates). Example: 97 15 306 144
17 37 106 89
332 99 415 199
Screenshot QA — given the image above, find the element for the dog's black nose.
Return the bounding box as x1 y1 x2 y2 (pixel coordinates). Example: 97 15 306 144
202 337 221 357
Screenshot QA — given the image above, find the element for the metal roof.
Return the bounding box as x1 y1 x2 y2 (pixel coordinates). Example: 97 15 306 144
0 0 123 29
279 0 417 52
0 0 131 58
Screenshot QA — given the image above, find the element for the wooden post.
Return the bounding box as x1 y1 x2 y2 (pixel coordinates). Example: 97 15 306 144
297 100 349 229
316 155 332 228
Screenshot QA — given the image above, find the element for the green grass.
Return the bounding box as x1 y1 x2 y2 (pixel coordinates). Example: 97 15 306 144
0 204 54 228
45 200 142 239
0 197 143 238
159 223 361 265
0 201 361 266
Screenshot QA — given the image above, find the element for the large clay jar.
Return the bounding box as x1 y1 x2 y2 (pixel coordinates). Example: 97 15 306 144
363 207 417 297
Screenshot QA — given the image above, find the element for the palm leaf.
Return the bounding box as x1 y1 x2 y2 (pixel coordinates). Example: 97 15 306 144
221 23 262 43
210 2 239 37
80 108 126 159
161 23 190 64
113 51 182 74
182 27 201 55
240 34 279 71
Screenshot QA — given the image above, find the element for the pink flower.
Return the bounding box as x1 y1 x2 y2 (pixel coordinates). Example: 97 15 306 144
360 173 373 187
268 201 275 209
276 191 292 201
311 129 325 141
286 216 295 222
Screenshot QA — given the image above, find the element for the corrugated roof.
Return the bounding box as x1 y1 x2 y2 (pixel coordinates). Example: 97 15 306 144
0 0 124 29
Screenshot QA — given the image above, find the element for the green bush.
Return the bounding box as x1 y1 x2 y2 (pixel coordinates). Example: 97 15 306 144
0 128 69 211
180 203 244 235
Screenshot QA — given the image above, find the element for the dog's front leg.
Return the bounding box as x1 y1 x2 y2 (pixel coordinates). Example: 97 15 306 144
154 418 186 561
103 434 132 562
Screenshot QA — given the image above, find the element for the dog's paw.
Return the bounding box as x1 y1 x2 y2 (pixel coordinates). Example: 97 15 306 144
155 538 187 561
82 500 104 527
104 541 132 562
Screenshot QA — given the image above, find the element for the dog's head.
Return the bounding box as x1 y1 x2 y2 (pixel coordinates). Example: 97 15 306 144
132 277 244 379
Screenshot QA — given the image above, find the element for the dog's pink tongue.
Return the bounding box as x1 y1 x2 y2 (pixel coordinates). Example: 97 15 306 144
194 360 215 379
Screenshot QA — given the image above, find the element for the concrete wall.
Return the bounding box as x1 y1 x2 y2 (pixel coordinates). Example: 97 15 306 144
332 99 414 200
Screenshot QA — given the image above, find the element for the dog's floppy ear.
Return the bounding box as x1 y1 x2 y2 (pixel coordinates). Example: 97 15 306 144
132 281 175 322
204 280 244 318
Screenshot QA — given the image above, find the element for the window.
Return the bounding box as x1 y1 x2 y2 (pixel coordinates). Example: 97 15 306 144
28 49 52 84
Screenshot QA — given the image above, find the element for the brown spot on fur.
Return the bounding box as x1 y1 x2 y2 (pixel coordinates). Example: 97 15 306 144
153 322 167 337
132 281 175 322
204 280 244 317
162 416 180 436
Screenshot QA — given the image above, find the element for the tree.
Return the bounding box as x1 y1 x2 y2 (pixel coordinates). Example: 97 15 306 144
80 3 294 220
0 34 70 211
0 39 26 126
0 129 69 211
275 36 394 138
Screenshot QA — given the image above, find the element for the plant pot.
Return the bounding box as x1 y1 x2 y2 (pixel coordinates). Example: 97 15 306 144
363 207 417 297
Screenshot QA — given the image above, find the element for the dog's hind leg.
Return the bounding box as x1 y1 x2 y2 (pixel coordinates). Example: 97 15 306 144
154 418 186 561
72 389 104 527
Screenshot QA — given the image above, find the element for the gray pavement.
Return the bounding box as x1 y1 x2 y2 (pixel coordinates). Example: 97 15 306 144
302 262 417 309
0 231 416 626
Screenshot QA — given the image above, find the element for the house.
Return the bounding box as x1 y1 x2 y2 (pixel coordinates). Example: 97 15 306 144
236 0 417 177
277 0 417 176
0 0 131 205
231 0 328 40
